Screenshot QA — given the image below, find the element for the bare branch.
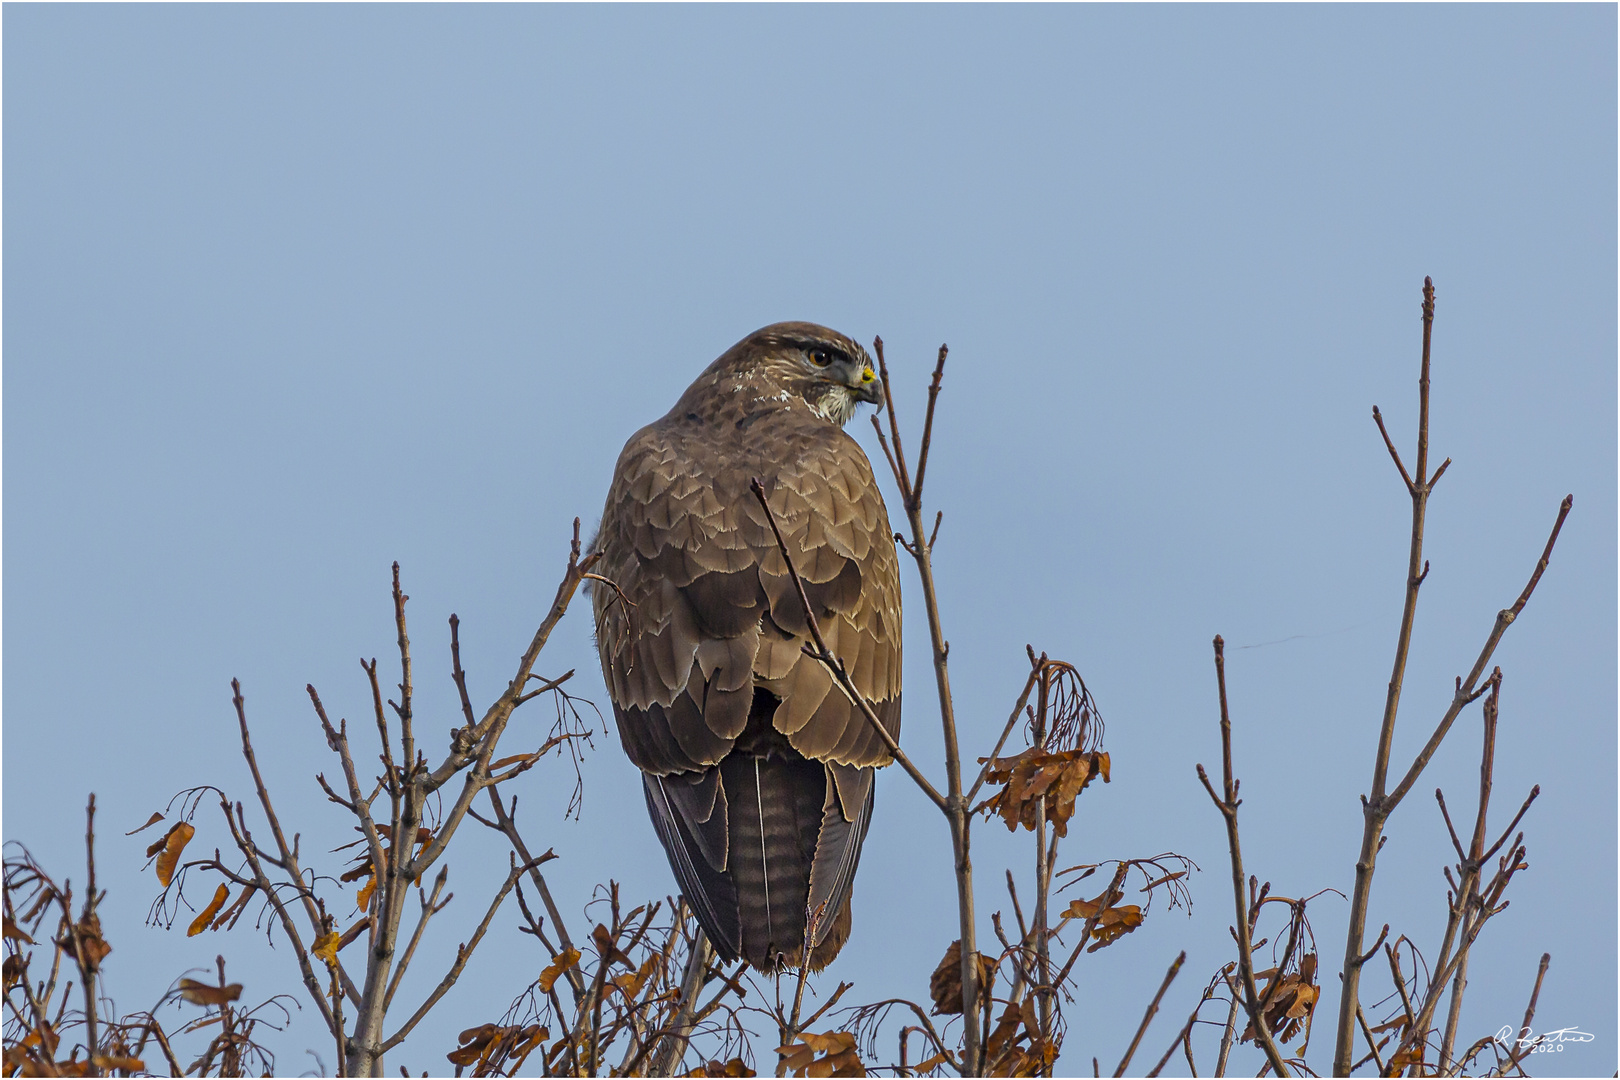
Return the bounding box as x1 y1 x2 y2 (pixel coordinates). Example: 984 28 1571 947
1371 405 1416 494
378 855 538 1055
382 866 449 1013
482 788 586 1000
966 665 1042 803
233 680 328 942
645 927 714 1077
1146 974 1217 1078
1201 636 1292 1077
1386 496 1571 811
1498 954 1551 1076
413 524 598 869
870 336 914 502
1113 951 1183 1077
909 344 948 509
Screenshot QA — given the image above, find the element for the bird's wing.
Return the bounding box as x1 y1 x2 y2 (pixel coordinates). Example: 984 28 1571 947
594 414 902 775
750 425 904 766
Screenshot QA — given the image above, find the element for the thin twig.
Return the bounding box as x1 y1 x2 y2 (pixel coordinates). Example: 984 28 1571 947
1371 406 1416 494
232 681 329 944
1499 954 1551 1076
1355 1003 1387 1075
1146 978 1216 1078
909 345 948 509
1199 636 1291 1077
484 788 587 1000
644 927 713 1077
1215 990 1240 1077
966 667 1042 803
1386 498 1571 810
1114 952 1184 1076
377 855 539 1054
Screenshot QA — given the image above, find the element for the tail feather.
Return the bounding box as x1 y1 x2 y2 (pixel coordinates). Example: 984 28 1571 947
806 765 874 949
645 699 879 974
644 774 741 961
722 752 823 971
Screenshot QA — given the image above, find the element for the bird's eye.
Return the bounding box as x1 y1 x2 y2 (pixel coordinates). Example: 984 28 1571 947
808 348 832 367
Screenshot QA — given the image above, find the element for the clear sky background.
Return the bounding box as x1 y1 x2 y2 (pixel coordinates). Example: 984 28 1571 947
5 6 1614 1076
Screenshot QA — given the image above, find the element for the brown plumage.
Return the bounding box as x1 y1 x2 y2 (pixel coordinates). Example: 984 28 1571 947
590 323 903 973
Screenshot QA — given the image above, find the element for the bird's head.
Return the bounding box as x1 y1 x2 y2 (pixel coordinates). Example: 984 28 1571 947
738 323 882 427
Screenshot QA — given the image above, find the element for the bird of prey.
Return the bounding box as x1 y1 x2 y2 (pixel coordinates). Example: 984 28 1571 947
590 323 903 973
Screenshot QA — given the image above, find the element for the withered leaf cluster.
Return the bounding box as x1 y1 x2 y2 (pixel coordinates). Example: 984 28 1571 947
3 1039 145 1078
983 998 1058 1077
927 939 996 1016
775 1031 865 1078
978 748 1109 838
1060 891 1143 951
53 912 111 974
685 1056 756 1077
447 1022 549 1075
1240 953 1318 1047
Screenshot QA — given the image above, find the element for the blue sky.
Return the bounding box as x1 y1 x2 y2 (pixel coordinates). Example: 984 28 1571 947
5 5 1614 1075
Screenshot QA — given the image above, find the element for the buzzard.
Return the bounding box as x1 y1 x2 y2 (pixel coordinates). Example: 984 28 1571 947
590 323 903 973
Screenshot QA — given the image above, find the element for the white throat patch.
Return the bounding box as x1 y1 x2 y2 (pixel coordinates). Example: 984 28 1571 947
813 386 859 427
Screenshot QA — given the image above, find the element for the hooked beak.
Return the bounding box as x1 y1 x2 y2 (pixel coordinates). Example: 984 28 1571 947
852 364 883 405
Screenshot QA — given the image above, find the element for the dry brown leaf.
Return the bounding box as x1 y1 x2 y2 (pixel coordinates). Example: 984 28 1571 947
355 874 377 914
591 923 634 968
187 885 230 938
538 947 580 993
777 1031 863 1078
312 931 341 966
448 1024 500 1067
338 826 432 887
3 915 34 945
177 978 243 1007
125 812 166 836
56 914 111 972
685 1057 756 1077
928 939 996 1015
18 1021 60 1056
610 952 659 1000
1387 1044 1424 1072
151 822 195 886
